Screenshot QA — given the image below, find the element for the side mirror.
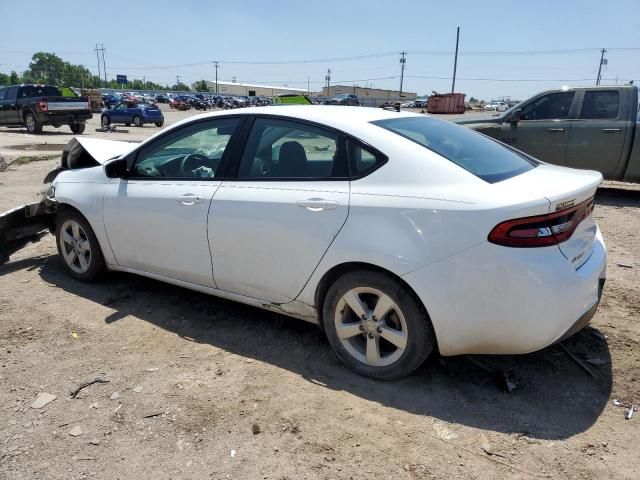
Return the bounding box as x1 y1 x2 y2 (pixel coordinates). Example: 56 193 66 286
104 158 127 178
510 108 522 123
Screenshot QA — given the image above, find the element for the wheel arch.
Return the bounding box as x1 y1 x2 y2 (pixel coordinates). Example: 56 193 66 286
55 202 110 262
313 261 439 352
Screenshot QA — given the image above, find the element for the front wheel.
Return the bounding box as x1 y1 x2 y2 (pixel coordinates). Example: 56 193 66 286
56 210 106 282
322 271 435 380
154 121 164 127
101 115 111 127
132 115 143 127
69 122 85 134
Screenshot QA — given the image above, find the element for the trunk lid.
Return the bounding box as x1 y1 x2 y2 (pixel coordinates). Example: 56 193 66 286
493 164 602 269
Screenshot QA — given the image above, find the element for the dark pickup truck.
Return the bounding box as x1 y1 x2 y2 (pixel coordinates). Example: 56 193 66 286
0 84 92 134
455 85 640 182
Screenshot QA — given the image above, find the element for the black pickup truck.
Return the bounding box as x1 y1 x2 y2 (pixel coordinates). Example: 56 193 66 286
0 84 92 134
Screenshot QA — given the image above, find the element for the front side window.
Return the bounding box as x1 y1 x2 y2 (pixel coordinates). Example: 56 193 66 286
581 91 620 119
131 118 240 179
372 116 537 183
237 118 346 179
521 91 575 120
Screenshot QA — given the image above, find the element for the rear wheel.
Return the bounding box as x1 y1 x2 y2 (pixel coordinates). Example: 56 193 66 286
154 121 164 127
101 115 110 127
322 271 435 380
69 122 85 134
24 111 42 134
132 115 143 127
56 210 106 282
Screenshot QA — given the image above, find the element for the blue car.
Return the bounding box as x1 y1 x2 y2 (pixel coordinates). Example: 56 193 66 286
100 101 164 128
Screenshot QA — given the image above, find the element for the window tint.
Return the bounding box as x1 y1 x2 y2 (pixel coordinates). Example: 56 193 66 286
521 91 575 120
238 118 346 179
131 118 240 179
581 91 620 119
372 116 537 183
5 86 18 101
0 88 5 101
20 85 62 98
348 139 386 176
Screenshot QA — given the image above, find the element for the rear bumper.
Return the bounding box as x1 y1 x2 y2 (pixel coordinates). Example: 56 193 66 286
0 201 55 264
39 112 92 125
402 228 607 356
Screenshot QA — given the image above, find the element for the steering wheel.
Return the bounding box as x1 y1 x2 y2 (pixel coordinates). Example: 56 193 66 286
179 153 211 176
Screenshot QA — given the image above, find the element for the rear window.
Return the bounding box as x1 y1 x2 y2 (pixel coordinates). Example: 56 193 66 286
372 116 537 183
20 85 62 98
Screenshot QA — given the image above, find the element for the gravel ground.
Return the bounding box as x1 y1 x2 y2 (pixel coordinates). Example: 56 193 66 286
0 112 639 479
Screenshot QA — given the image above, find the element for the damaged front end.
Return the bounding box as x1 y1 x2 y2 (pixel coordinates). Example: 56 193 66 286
0 137 135 265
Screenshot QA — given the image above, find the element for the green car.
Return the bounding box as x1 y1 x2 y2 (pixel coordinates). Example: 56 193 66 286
455 85 640 182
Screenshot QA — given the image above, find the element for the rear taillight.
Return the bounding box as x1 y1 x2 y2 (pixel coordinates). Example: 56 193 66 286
87 100 91 111
38 100 48 112
488 197 594 248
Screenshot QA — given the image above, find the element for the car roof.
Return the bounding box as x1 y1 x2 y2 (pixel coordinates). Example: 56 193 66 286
180 105 422 131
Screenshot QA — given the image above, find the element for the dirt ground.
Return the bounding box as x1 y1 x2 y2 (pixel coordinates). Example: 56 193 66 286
0 110 639 479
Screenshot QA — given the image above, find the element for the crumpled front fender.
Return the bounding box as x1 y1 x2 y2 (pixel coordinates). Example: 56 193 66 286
0 199 56 265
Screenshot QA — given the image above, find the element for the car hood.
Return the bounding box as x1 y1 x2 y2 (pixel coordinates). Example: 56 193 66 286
67 137 138 167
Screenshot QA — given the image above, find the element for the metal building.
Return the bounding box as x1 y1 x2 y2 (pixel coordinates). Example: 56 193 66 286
200 80 308 97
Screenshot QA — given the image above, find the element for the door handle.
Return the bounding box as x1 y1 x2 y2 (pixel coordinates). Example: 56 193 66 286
601 128 621 133
547 128 565 133
176 194 204 205
296 198 339 212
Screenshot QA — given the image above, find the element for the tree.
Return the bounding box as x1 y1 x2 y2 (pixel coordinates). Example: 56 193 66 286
0 72 9 85
172 82 191 92
194 80 209 92
9 71 20 84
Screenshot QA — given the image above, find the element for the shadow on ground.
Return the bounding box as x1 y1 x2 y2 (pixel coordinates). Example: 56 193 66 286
596 186 640 208
0 253 610 441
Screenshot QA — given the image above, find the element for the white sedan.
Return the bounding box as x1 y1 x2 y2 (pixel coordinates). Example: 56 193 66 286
40 106 606 380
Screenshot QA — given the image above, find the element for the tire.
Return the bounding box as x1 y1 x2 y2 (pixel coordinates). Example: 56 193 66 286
132 115 143 127
154 121 164 127
24 111 42 134
55 209 106 282
125 122 131 126
69 122 85 134
101 115 111 127
322 270 434 380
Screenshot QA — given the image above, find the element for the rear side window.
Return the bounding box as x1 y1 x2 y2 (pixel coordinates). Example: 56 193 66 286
581 91 620 119
0 88 5 101
372 116 537 183
238 118 347 179
348 139 387 177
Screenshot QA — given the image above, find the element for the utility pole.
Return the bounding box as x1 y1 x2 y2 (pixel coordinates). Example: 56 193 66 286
399 51 406 98
94 44 105 87
175 75 181 87
451 26 460 93
307 76 310 95
213 61 219 93
596 48 607 85
325 69 331 96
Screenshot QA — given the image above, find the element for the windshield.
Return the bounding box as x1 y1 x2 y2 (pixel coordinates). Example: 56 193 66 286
372 116 537 183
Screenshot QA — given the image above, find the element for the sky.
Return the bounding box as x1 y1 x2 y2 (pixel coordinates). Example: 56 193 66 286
0 0 638 100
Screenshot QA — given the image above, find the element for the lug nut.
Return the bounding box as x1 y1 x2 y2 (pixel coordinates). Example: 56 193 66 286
368 333 375 339
359 325 365 331
361 314 367 320
376 327 382 334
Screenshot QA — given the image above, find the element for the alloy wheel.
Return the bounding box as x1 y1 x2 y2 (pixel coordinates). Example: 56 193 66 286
26 114 35 132
59 219 92 274
334 287 408 367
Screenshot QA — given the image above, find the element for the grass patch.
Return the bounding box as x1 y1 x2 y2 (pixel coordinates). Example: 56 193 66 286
9 154 59 167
